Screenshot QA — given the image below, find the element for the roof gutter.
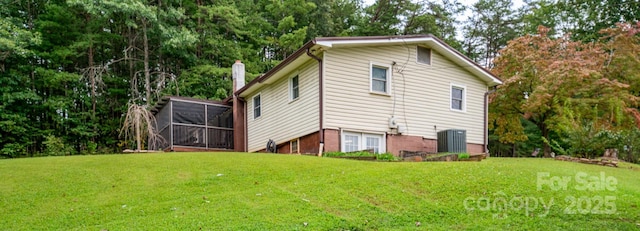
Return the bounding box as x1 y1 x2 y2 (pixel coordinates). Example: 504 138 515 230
306 47 324 154
484 86 497 156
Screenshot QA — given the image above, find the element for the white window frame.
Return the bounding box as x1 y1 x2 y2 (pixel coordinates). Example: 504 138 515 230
341 131 386 154
369 62 392 95
363 134 383 154
289 74 300 101
342 132 361 153
290 138 300 154
252 93 262 119
417 46 432 65
450 83 466 112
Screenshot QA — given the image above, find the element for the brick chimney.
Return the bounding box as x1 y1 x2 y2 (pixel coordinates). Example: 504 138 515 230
232 60 245 92
232 60 246 152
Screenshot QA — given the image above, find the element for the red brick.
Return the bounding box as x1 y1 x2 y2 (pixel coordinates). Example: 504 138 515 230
466 143 484 154
386 134 437 156
323 129 340 152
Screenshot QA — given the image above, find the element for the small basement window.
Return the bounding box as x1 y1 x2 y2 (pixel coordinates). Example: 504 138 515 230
417 46 431 65
290 138 299 153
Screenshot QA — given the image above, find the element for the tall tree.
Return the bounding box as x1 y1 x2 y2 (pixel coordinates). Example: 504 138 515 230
521 0 640 41
352 0 464 49
0 0 46 157
403 0 464 47
353 0 405 35
520 0 561 37
306 0 360 38
462 0 521 67
490 26 639 157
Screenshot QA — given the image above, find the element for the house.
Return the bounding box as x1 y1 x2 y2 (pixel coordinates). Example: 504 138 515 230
230 35 502 155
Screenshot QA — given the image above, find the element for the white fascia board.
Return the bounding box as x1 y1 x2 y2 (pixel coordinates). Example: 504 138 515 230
316 37 433 48
427 41 503 86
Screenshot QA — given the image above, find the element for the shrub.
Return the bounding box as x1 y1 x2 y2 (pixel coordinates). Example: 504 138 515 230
457 153 470 159
324 151 399 161
323 151 346 157
376 153 397 161
347 151 376 157
613 128 640 164
324 151 375 157
0 143 25 158
86 141 98 154
43 135 73 156
552 122 619 158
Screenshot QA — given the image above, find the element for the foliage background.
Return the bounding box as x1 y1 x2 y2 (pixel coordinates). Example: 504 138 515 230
0 0 639 159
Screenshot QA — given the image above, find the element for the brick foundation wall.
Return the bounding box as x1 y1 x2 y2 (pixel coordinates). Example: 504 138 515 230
276 142 291 153
387 134 437 156
257 129 486 155
273 129 339 154
323 129 340 153
299 132 320 154
263 131 320 154
467 143 485 154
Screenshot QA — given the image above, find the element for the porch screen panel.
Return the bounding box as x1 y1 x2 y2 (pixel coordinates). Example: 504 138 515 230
173 125 206 147
207 105 233 128
156 104 171 132
207 128 234 149
158 126 171 149
172 101 205 125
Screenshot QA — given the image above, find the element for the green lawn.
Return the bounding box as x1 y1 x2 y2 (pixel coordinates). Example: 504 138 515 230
1 153 639 230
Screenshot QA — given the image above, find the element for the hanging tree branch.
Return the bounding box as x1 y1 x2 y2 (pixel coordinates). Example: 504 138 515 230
119 101 165 152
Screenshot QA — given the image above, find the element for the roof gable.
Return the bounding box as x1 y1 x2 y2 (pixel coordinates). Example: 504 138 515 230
236 35 502 98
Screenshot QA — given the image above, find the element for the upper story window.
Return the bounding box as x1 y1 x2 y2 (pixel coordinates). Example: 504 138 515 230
290 75 299 101
417 46 431 65
253 94 261 119
450 84 466 111
370 63 391 94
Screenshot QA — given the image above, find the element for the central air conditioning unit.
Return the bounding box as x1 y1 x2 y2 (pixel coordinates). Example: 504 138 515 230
388 117 398 129
437 129 466 153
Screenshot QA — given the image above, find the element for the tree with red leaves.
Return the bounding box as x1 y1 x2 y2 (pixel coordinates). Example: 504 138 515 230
490 24 640 157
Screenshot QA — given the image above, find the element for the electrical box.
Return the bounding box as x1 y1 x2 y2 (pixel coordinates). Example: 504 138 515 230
388 117 398 129
437 129 466 153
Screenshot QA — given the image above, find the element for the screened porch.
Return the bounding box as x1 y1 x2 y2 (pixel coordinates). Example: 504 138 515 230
152 96 233 151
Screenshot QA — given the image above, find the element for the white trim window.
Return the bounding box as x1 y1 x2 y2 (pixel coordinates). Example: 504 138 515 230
341 131 385 153
450 84 466 111
417 46 431 65
290 138 300 154
289 75 299 101
343 132 360 152
253 94 261 119
370 62 392 94
364 134 382 153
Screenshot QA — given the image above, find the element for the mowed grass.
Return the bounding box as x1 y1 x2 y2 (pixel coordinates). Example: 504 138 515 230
1 153 639 230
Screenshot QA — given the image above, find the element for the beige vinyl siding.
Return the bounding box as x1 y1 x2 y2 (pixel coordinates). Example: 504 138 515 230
246 60 319 152
324 45 487 144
